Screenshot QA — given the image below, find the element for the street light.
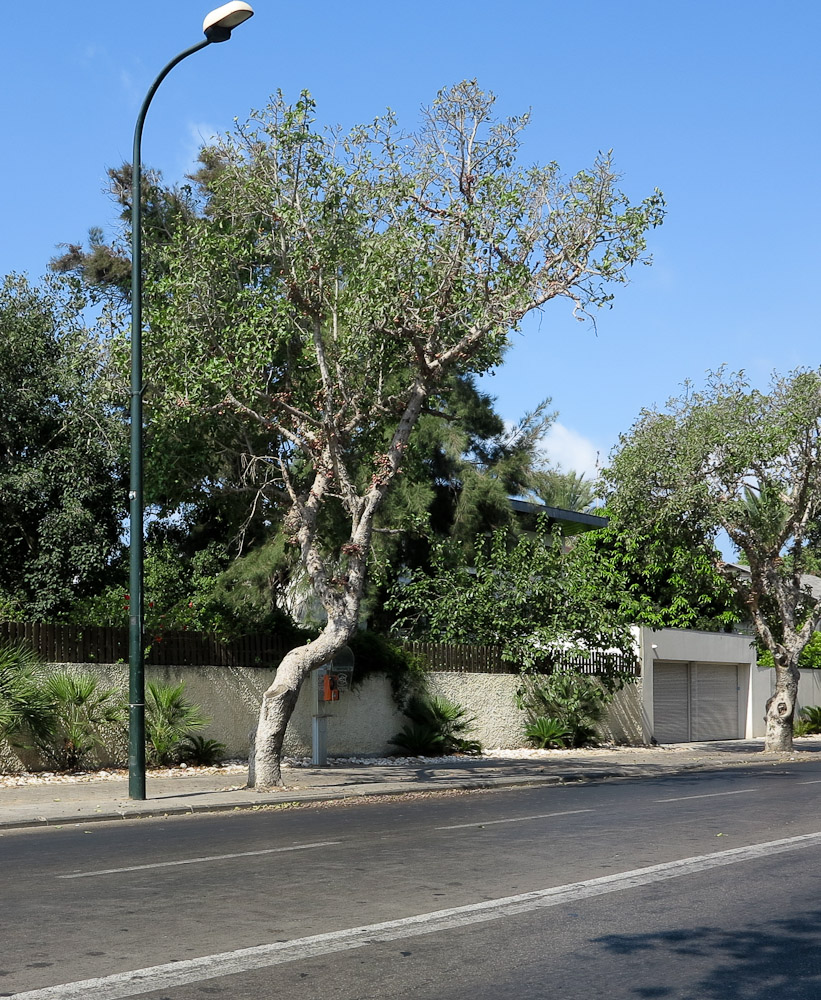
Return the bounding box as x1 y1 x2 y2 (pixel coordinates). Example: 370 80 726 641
128 2 255 800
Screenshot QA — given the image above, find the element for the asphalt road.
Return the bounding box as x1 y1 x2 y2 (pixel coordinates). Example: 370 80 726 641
3 763 821 999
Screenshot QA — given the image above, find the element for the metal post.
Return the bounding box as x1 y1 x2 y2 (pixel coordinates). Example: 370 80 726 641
128 39 211 801
312 668 329 766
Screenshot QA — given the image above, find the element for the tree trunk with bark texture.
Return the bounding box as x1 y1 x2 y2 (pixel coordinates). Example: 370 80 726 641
249 625 353 789
764 650 800 752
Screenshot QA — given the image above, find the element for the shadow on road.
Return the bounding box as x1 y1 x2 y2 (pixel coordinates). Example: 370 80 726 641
593 908 821 999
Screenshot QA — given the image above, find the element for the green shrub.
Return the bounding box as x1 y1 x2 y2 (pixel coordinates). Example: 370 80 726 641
145 681 208 766
524 716 572 749
1 645 127 771
389 694 482 756
0 641 54 750
348 632 429 708
795 705 821 736
759 633 821 670
36 670 125 770
181 733 227 766
389 721 449 756
516 669 612 748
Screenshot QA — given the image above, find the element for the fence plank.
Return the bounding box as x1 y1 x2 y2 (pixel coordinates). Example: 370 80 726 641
0 621 639 677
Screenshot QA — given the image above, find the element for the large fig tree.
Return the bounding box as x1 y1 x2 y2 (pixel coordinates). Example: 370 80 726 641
144 82 664 787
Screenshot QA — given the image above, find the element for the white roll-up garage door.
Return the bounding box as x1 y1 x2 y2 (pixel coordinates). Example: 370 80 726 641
653 661 740 743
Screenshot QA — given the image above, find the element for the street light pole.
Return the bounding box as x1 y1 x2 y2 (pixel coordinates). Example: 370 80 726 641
128 2 254 800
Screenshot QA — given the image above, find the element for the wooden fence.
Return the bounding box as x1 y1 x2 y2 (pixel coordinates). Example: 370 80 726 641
0 622 639 676
0 622 292 668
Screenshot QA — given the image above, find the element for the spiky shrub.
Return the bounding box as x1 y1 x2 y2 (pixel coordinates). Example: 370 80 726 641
37 670 126 770
516 670 612 748
794 705 821 737
0 641 54 753
390 694 482 756
181 733 227 766
524 716 572 749
145 681 209 766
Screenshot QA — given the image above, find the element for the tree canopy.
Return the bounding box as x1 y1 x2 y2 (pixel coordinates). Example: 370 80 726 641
388 515 636 672
0 274 125 619
603 367 821 750
576 508 740 633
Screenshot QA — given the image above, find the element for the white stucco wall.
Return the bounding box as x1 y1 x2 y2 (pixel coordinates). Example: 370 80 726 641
0 661 645 771
8 626 786 772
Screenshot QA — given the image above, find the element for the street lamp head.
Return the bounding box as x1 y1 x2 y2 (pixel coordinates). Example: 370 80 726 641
203 2 255 42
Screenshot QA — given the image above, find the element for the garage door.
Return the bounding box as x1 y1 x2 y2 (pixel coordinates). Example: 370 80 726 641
653 662 739 743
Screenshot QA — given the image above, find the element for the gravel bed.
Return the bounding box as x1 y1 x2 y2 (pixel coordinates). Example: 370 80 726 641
0 743 670 788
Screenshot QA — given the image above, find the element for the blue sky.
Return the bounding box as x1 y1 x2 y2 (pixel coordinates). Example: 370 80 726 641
2 1 820 480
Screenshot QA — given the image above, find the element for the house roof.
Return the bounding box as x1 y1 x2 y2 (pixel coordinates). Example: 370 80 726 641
725 562 821 600
508 498 608 536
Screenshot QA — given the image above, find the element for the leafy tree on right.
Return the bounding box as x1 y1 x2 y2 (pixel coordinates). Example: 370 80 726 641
603 367 821 751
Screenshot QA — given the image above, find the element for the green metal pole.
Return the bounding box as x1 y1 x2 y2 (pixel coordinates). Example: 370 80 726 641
128 38 211 801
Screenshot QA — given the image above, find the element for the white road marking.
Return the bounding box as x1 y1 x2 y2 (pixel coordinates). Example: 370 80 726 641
16 829 821 1000
58 841 342 879
436 809 593 830
657 789 756 802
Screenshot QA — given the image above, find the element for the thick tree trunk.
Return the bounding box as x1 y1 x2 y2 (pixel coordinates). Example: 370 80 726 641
764 653 800 752
249 625 353 790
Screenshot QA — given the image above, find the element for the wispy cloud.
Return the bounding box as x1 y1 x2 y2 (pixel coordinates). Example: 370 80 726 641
178 121 221 174
119 68 141 108
538 423 602 480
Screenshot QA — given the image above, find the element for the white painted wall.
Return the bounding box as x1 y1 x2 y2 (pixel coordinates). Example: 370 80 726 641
0 661 644 771
638 627 763 740
8 627 810 773
797 670 821 714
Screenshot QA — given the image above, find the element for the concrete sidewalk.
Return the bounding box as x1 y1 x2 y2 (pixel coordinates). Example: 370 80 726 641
2 739 820 831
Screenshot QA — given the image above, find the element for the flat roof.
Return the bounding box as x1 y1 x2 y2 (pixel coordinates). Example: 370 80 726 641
509 498 608 534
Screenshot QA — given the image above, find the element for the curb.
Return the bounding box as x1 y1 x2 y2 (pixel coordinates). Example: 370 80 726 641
0 758 789 833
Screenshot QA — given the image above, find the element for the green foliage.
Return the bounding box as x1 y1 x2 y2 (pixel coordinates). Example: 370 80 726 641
144 681 208 766
34 671 125 771
347 631 429 708
181 734 227 766
70 536 310 642
0 645 221 772
0 274 125 618
527 469 596 513
132 82 659 642
516 670 616 748
0 644 126 771
51 166 195 301
388 514 636 671
0 642 54 747
603 368 821 674
45 82 661 760
794 706 821 736
759 632 821 670
577 510 741 632
524 716 572 749
389 694 482 756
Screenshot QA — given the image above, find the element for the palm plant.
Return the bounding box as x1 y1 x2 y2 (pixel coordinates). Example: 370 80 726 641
0 641 55 751
390 694 482 756
38 671 125 770
794 705 821 737
516 670 609 747
145 681 209 765
524 716 572 749
181 733 227 766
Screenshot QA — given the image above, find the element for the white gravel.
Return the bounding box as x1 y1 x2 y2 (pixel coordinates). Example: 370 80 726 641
0 744 667 788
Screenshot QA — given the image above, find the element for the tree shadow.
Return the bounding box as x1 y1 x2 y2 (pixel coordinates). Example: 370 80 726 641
593 908 821 999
